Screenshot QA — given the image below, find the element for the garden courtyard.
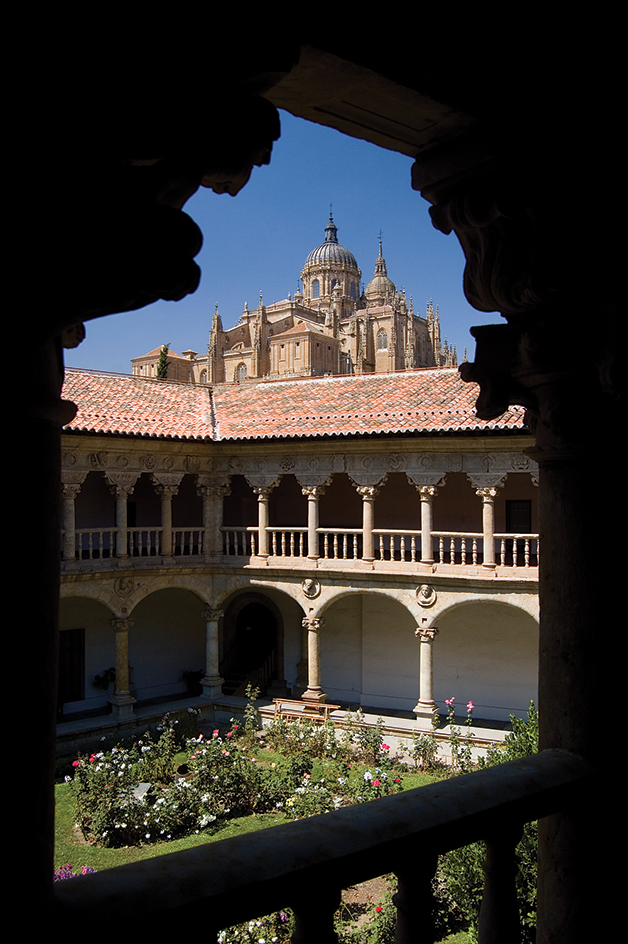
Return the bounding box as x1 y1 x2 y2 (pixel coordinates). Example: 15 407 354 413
55 694 538 943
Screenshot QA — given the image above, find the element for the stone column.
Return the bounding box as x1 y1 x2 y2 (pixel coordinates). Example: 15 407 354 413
156 484 178 557
109 484 133 559
356 485 380 564
197 480 231 561
301 616 326 704
200 607 224 699
302 485 325 563
418 486 438 565
253 486 273 559
413 626 439 729
61 483 81 560
109 618 136 720
477 487 498 569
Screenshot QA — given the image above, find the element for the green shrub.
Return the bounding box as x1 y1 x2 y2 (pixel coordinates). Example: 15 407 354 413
435 701 539 943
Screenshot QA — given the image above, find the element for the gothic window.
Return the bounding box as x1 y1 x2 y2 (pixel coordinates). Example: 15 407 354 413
350 282 356 300
199 370 207 384
312 279 320 298
377 329 388 350
235 363 247 383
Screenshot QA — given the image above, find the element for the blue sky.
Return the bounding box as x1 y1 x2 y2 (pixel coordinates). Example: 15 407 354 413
66 111 500 375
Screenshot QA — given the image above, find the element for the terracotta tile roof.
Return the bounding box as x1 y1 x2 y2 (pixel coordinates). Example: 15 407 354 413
62 367 527 442
132 347 188 360
63 369 214 439
212 369 527 440
276 321 327 337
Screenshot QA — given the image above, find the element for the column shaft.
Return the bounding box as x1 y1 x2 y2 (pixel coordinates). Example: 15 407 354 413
201 607 224 699
301 617 326 703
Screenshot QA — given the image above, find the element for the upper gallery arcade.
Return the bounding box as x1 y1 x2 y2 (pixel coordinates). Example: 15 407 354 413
131 213 457 385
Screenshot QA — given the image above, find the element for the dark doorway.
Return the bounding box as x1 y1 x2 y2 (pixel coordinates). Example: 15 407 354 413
221 597 281 696
57 627 85 718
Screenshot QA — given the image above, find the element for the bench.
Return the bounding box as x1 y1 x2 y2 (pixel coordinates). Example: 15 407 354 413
272 697 341 723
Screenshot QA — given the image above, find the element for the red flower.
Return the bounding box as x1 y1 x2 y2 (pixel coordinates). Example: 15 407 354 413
72 760 80 767
373 780 381 787
376 906 383 913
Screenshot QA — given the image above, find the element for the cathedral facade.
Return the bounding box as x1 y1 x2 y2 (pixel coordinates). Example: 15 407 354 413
131 214 457 384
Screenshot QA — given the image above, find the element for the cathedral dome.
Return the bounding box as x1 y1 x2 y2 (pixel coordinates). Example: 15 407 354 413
304 213 358 269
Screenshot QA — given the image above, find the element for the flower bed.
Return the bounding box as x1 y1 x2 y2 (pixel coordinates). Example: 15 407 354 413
69 710 406 849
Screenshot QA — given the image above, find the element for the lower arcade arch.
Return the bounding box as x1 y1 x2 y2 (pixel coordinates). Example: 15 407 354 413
220 589 304 696
433 600 539 721
59 597 116 718
128 589 206 704
319 592 419 711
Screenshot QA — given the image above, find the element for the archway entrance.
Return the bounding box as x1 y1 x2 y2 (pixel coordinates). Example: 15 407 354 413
221 593 283 697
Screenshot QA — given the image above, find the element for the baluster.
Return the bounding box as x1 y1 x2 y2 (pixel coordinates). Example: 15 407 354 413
501 538 507 566
353 533 358 558
478 825 523 944
524 538 530 567
323 533 329 559
251 531 257 556
450 536 455 565
471 537 477 565
411 534 417 562
394 855 438 944
342 534 348 559
461 537 467 565
88 531 94 558
400 534 406 561
439 536 444 564
290 531 295 556
291 884 341 944
333 533 339 559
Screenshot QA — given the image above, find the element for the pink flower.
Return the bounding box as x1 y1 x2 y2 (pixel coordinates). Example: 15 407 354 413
304 773 310 779
226 732 233 738
72 760 80 767
382 744 390 751
467 701 474 712
375 906 383 913
373 780 381 787
222 750 230 756
198 734 203 740
213 729 219 738
394 778 401 783
251 758 257 763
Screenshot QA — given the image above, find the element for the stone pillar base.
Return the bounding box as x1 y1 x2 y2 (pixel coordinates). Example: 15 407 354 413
302 688 327 704
109 693 136 721
413 700 438 730
201 675 225 699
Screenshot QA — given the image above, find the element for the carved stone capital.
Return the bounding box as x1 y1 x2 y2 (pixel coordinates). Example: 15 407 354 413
247 475 281 494
301 485 326 500
105 472 139 495
302 616 325 632
62 483 82 500
198 485 231 500
418 485 439 500
111 618 134 633
356 484 381 500
201 608 224 622
475 486 499 502
151 472 184 491
415 626 439 642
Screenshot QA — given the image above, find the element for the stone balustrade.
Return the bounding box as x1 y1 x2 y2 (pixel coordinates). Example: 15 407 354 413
53 749 589 941
62 522 539 575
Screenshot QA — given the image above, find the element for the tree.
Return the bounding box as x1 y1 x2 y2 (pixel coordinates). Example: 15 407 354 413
157 343 170 379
